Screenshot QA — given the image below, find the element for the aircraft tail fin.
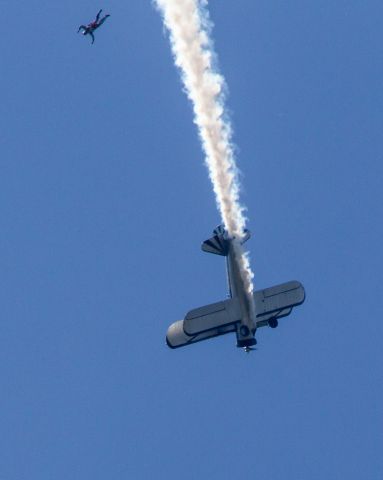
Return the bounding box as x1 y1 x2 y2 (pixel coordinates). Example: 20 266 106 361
201 225 250 256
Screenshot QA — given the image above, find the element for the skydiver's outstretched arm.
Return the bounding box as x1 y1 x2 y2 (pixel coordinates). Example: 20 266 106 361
78 25 86 33
95 9 102 22
90 32 95 44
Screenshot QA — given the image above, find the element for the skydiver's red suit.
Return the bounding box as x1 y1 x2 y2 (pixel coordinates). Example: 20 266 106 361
78 9 110 44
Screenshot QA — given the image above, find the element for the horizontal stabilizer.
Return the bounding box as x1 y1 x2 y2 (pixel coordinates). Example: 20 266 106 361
201 234 229 256
201 225 251 256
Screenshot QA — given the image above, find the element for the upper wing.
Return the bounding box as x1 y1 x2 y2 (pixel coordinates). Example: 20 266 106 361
254 280 305 327
166 298 240 349
184 298 241 335
166 281 305 349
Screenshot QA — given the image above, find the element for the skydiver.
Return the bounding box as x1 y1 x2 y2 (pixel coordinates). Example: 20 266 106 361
78 9 110 44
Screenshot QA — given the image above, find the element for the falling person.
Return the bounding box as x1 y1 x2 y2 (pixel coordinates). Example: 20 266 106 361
78 9 110 44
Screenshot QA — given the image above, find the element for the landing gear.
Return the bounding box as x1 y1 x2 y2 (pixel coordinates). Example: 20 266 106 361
268 318 278 329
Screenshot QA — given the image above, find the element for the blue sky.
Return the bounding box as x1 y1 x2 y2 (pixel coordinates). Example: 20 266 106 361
0 1 382 479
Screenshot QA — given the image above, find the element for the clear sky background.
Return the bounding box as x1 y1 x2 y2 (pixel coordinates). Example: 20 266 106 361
0 1 382 479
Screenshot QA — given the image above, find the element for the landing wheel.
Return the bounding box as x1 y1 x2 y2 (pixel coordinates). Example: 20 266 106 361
269 318 278 329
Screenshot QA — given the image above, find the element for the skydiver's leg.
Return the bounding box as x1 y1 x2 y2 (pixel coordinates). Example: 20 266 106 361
95 9 102 22
98 14 110 26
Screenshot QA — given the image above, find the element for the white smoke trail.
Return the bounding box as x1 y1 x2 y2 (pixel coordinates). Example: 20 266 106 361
154 0 254 296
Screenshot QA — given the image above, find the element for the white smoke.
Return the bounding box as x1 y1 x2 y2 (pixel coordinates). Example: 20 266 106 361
154 0 254 296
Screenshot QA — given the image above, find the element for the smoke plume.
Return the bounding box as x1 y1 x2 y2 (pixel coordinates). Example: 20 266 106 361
154 0 254 296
